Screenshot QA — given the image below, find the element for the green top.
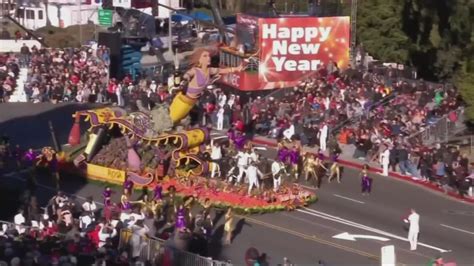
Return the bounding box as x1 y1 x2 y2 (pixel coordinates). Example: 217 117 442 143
434 92 444 105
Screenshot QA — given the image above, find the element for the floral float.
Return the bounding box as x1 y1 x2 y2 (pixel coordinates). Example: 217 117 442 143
65 107 317 213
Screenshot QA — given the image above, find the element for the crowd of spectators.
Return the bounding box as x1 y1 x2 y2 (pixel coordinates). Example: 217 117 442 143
0 176 230 265
6 51 467 195
178 63 472 197
0 45 110 103
0 53 19 102
84 60 468 197
0 141 243 265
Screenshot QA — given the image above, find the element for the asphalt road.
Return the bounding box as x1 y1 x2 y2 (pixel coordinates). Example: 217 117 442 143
1 104 474 265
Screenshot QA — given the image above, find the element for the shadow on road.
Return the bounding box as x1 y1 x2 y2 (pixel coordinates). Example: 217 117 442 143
209 224 225 259
232 218 250 242
0 103 100 220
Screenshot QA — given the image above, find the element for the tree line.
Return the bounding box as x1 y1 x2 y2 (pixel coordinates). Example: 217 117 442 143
215 0 474 121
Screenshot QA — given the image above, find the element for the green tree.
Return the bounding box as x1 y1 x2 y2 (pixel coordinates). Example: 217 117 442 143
357 0 410 63
358 0 474 121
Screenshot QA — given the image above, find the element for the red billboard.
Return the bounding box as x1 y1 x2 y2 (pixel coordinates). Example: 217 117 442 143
258 16 350 86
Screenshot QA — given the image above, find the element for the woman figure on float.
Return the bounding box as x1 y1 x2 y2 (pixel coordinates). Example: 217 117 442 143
169 48 244 124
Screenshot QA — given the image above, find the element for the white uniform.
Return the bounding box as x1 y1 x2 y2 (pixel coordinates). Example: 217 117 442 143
217 108 225 130
210 144 222 178
249 151 259 164
247 164 263 195
98 226 117 248
406 211 420 250
283 125 295 142
14 213 25 234
80 214 93 230
380 149 390 176
218 94 227 107
231 151 249 183
227 95 235 108
319 124 328 151
82 201 97 213
271 161 284 191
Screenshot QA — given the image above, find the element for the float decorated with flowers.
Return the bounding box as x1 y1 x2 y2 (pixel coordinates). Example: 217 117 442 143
65 107 316 213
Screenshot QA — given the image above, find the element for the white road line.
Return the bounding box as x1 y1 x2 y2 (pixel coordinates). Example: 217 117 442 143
297 207 450 253
440 224 474 235
333 194 365 204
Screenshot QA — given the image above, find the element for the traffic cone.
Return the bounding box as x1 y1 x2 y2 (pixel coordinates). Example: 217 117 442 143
68 113 81 146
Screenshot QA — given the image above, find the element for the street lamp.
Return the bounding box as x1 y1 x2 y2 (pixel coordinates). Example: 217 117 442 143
168 0 173 55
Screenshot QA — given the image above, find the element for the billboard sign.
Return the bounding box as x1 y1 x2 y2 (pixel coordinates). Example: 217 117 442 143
258 16 350 85
98 9 113 26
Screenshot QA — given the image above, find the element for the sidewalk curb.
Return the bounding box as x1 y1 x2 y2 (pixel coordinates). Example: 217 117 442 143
250 137 474 204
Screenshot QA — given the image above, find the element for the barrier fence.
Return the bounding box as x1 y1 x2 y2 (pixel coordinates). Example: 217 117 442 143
118 229 233 266
408 107 466 146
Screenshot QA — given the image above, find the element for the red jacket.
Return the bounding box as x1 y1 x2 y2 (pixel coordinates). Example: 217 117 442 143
107 83 117 94
87 225 101 248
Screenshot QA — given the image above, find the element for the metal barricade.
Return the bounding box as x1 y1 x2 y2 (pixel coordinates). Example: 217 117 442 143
408 107 466 146
330 91 398 134
118 229 233 266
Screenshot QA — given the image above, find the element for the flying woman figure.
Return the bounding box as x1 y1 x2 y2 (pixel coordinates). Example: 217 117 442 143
169 48 244 125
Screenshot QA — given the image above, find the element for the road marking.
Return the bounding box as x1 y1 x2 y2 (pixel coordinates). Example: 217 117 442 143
333 194 365 204
440 224 474 235
241 215 380 261
333 232 390 242
443 210 474 217
297 207 450 253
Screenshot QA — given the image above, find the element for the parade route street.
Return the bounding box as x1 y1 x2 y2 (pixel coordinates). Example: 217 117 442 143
1 104 473 265
4 148 474 265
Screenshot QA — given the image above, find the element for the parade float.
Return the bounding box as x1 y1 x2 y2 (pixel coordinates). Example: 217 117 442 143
65 107 316 213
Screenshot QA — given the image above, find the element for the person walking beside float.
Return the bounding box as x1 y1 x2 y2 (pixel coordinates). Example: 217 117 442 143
360 164 372 195
272 158 286 192
223 207 234 245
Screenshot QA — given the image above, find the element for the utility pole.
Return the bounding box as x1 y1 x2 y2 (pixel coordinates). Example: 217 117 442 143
350 0 358 68
151 0 159 17
79 0 83 45
168 0 173 55
209 0 227 44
